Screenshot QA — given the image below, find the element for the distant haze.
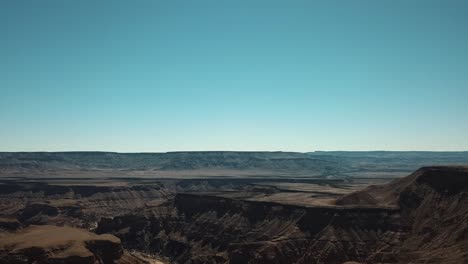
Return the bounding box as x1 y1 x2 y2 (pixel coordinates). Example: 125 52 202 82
1 1 468 152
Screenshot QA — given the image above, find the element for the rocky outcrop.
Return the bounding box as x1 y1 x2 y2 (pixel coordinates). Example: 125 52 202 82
17 202 60 224
0 225 128 264
339 166 468 263
0 182 170 228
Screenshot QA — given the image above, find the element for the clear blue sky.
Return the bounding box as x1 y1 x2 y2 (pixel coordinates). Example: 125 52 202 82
1 0 468 152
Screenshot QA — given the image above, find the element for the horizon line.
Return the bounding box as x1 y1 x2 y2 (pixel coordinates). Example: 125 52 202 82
1 150 468 154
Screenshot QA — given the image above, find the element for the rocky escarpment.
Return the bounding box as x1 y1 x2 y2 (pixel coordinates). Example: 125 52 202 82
96 166 468 264
0 225 146 264
97 193 401 264
0 182 171 228
337 166 468 263
1 166 466 263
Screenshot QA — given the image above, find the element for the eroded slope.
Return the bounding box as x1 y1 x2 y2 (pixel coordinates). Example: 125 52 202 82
96 166 468 263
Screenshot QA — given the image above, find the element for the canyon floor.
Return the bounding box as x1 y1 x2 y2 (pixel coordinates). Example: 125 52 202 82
1 152 468 263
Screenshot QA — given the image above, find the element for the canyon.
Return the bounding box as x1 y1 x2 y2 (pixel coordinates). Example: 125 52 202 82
0 152 468 263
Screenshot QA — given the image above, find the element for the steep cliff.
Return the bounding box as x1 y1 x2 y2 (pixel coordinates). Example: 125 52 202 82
96 167 468 264
97 194 400 263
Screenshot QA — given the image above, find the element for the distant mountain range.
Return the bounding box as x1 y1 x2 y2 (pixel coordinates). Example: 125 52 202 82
1 151 468 178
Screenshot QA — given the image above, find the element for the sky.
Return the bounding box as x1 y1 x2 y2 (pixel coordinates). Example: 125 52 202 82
1 0 468 152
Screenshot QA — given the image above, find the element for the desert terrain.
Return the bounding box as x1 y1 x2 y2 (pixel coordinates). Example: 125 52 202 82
1 152 468 263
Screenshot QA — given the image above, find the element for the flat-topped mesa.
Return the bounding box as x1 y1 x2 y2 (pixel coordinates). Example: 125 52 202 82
412 166 468 193
0 151 337 177
336 166 468 207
